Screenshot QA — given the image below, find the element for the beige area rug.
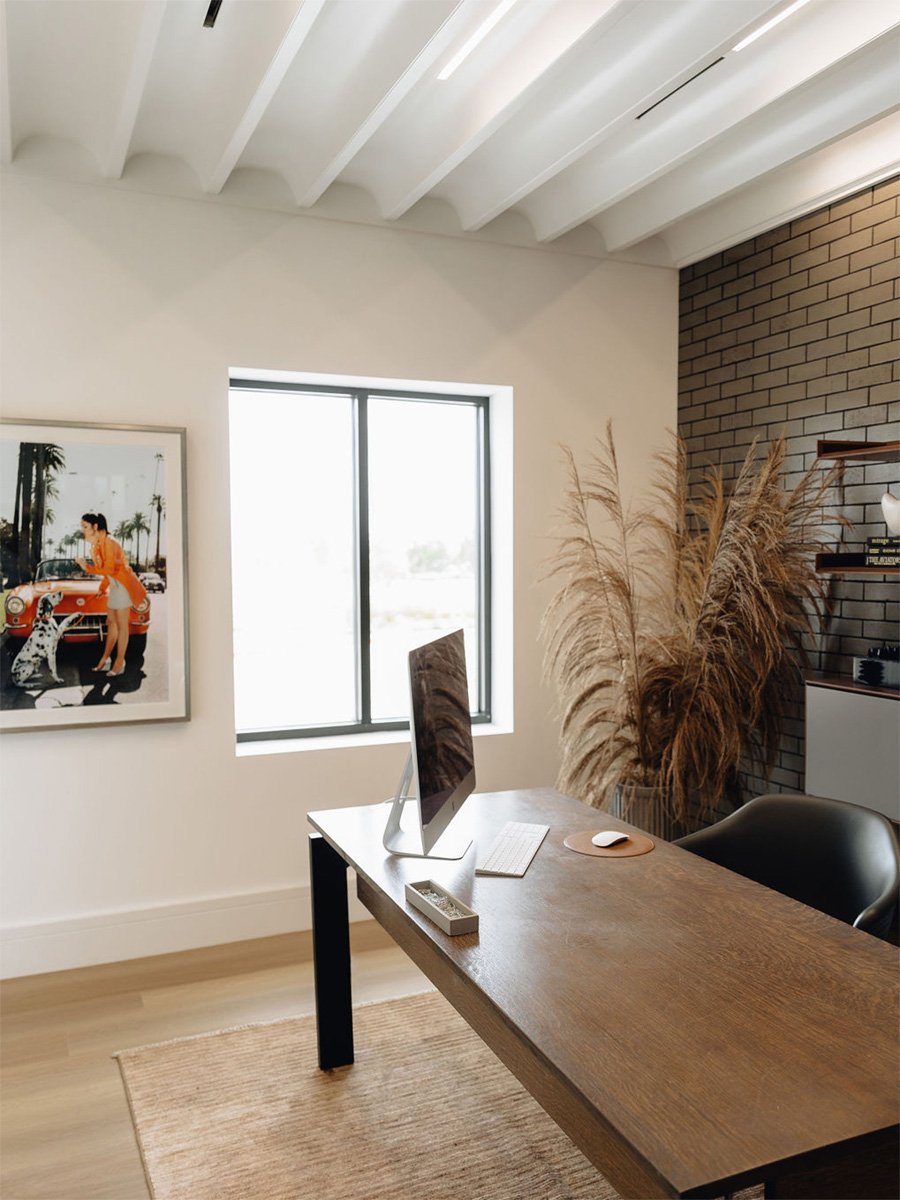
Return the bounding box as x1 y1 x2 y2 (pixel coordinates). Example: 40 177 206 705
115 990 762 1200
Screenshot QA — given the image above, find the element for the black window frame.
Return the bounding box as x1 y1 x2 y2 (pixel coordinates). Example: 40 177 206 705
230 378 492 742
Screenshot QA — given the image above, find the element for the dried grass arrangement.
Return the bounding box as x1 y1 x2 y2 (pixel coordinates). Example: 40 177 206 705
542 424 840 831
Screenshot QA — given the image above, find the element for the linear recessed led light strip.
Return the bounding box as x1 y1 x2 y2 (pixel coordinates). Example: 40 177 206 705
438 0 522 80
731 0 812 52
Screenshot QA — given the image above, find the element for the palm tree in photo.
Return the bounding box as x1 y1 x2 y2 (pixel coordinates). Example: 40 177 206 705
10 442 65 584
115 519 133 560
150 493 165 569
130 511 151 570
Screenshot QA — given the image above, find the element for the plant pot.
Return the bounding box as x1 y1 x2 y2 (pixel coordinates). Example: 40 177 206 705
610 783 692 841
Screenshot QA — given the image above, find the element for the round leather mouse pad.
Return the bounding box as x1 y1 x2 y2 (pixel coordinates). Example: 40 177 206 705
564 830 655 858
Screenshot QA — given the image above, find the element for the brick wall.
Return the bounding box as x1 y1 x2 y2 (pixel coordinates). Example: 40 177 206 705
678 176 899 797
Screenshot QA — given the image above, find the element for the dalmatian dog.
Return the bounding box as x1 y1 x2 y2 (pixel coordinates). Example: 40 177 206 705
11 591 80 686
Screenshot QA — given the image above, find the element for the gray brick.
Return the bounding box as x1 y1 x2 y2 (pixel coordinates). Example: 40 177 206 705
824 388 869 412
708 263 740 288
754 332 790 355
844 404 889 429
789 360 829 384
738 284 773 309
788 320 829 346
771 382 808 405
767 345 806 370
754 259 793 286
789 245 830 273
786 396 825 419
754 369 789 390
723 237 758 265
870 381 900 405
827 349 869 373
804 413 839 435
829 228 874 259
847 322 895 350
848 364 893 388
871 300 899 324
789 283 831 311
851 196 898 232
708 297 739 320
871 216 900 245
870 341 899 365
828 267 873 298
772 232 811 261
849 282 895 312
738 248 773 275
792 208 831 236
807 372 848 398
831 190 876 221
872 256 899 286
829 309 873 336
874 178 900 204
771 272 810 299
850 240 896 272
806 334 849 362
809 256 852 285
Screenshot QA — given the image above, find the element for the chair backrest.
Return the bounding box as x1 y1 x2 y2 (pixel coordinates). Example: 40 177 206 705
674 793 900 938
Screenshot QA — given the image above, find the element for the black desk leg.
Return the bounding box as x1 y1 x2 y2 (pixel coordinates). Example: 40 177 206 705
309 833 354 1070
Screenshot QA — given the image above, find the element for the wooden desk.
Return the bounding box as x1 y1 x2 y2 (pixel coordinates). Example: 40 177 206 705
308 788 899 1200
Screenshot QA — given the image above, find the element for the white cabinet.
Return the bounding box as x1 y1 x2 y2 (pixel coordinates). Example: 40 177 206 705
805 679 899 821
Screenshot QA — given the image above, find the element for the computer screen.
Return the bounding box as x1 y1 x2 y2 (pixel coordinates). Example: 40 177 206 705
383 629 476 859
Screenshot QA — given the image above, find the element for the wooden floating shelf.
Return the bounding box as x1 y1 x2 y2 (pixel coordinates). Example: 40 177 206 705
816 439 900 462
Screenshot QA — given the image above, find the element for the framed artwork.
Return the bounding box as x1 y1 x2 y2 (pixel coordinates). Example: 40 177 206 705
0 419 189 732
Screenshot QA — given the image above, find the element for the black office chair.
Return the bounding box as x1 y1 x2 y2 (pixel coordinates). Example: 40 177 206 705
674 792 900 939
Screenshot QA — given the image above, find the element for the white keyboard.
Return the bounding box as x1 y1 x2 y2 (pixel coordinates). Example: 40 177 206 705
475 821 550 877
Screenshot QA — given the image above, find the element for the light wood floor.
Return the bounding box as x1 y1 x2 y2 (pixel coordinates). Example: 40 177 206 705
0 924 429 1200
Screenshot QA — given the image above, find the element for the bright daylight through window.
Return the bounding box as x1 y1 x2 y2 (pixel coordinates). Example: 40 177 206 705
229 379 491 741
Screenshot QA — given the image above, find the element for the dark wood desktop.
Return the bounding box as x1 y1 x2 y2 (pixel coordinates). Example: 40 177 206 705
307 788 899 1200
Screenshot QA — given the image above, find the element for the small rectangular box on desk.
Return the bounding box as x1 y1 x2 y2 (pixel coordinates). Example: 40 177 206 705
405 880 479 935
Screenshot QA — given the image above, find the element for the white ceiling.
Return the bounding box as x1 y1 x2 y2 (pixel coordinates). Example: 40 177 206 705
2 0 898 267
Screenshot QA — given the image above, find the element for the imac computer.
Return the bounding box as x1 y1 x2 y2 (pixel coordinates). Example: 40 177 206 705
383 628 476 860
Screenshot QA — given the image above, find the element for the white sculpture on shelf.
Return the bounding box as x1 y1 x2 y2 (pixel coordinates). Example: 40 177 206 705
881 492 900 535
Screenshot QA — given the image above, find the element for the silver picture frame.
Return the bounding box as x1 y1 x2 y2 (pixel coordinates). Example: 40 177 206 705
0 419 189 732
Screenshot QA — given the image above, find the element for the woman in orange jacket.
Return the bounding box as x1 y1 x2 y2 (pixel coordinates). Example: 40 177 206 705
76 512 147 677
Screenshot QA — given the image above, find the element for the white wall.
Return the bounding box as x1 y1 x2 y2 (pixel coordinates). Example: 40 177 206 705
0 173 676 976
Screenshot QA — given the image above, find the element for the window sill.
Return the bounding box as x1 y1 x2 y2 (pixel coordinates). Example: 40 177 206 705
235 718 513 758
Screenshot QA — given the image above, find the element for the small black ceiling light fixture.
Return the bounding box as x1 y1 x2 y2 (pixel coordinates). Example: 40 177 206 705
636 58 724 120
203 0 224 28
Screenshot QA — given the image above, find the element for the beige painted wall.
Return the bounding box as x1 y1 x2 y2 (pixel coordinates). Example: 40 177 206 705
0 173 676 975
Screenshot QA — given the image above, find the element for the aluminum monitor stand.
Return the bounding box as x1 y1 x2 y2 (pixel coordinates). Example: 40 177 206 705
382 752 472 860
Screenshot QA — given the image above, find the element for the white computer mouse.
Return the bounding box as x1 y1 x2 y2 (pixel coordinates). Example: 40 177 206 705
591 830 630 848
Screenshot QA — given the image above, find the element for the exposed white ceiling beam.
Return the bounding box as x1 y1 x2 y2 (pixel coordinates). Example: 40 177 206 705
663 112 900 267
596 34 900 253
103 0 168 179
295 0 483 208
0 0 10 166
523 2 900 243
203 0 328 195
353 0 628 222
443 0 780 232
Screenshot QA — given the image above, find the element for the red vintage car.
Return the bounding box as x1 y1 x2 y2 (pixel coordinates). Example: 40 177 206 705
4 558 151 647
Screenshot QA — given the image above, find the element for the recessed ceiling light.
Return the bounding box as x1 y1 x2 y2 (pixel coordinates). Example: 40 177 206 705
438 0 522 81
731 0 812 52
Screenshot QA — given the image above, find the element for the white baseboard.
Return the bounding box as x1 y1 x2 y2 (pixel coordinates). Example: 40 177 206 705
0 875 370 979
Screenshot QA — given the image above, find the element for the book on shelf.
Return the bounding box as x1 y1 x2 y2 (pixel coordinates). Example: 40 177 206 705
867 536 900 547
865 557 900 567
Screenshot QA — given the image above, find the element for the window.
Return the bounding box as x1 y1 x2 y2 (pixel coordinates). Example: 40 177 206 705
229 377 491 741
